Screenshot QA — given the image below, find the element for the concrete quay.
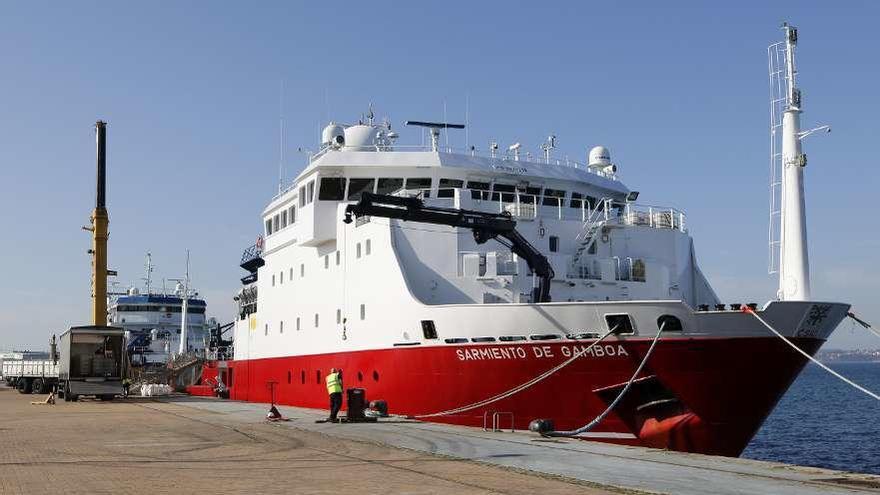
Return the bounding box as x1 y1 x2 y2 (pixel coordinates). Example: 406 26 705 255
1 386 878 495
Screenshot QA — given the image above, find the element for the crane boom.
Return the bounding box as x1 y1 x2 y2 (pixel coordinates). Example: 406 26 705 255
343 193 555 302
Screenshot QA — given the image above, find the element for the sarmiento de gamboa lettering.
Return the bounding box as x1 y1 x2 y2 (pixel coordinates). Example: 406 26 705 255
455 344 628 361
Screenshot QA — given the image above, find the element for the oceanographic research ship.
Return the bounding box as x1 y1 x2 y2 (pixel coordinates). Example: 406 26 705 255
202 25 850 456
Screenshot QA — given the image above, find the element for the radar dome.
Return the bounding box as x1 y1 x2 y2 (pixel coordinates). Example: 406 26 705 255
128 287 140 296
343 125 378 150
321 123 345 149
588 146 612 168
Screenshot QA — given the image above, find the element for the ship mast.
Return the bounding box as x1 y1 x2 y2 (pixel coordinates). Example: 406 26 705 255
178 250 190 355
777 23 810 301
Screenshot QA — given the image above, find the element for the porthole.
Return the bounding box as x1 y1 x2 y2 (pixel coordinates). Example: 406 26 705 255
357 371 363 382
372 371 379 382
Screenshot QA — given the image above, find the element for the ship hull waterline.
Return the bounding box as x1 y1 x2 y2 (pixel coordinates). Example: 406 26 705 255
200 335 822 457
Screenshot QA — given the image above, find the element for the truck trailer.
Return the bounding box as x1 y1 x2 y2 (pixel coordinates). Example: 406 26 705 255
2 359 58 394
57 325 126 402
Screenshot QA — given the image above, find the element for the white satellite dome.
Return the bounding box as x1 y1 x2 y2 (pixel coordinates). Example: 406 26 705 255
588 146 612 168
321 123 345 148
344 125 378 150
127 287 140 296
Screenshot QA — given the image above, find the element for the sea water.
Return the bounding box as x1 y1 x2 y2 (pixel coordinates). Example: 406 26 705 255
742 362 880 475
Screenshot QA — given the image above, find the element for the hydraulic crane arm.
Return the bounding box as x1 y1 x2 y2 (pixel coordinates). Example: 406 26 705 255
343 193 555 302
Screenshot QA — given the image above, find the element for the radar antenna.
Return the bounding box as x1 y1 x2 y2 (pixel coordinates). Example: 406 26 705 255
405 120 465 152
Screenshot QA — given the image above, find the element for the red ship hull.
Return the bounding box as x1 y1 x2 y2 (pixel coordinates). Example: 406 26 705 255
200 336 821 457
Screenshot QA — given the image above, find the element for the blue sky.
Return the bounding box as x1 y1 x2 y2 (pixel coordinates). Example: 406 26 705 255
1 2 878 350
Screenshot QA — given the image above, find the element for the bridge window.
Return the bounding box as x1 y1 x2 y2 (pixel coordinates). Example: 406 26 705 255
542 188 566 207
549 236 559 252
517 185 541 204
347 178 375 200
376 178 403 195
281 209 288 227
273 214 280 232
406 177 432 192
492 183 516 202
319 177 346 201
467 180 491 200
570 192 584 208
657 315 683 332
438 178 463 198
265 219 273 235
356 243 362 258
289 205 296 224
336 251 340 266
421 320 437 339
307 181 315 203
605 314 635 334
360 304 366 320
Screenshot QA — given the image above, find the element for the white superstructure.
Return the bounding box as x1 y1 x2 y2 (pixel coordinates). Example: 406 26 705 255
233 115 731 362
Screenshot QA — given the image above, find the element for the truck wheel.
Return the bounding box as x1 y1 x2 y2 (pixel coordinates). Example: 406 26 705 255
32 378 44 395
99 395 115 401
16 378 32 394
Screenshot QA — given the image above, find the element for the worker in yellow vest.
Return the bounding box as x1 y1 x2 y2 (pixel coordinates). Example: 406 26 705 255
326 368 343 422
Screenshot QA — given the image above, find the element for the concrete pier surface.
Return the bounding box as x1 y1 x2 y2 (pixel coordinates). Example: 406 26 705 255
1 387 878 495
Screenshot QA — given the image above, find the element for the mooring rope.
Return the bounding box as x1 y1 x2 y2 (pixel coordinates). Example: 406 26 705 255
413 328 617 418
543 322 665 437
847 312 880 341
744 307 880 401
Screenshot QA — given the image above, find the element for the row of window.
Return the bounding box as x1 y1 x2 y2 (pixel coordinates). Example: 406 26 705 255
425 314 682 342
270 240 372 288
262 304 368 336
115 305 206 314
265 204 297 236
266 175 605 236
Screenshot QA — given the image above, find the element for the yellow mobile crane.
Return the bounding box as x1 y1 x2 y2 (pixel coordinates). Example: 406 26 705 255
84 121 109 326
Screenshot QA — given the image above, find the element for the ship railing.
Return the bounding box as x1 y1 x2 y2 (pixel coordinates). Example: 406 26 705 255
240 243 264 265
307 144 618 180
619 203 686 232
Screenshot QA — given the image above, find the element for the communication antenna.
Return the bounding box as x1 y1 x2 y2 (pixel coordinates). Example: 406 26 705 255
278 80 285 194
143 252 153 295
465 93 470 148
541 135 557 164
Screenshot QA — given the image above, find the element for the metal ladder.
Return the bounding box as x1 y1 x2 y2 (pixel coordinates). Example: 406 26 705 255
571 198 611 268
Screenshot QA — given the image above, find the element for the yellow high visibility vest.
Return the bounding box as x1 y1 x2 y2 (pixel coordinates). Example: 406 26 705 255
326 372 342 394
